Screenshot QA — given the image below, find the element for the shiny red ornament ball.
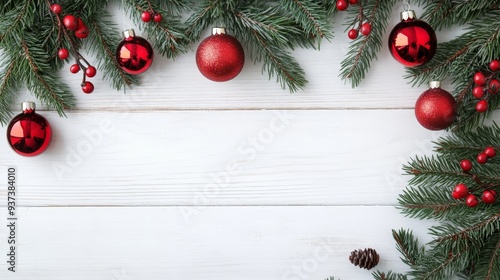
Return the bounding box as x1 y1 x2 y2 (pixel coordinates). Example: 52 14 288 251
116 29 154 75
7 102 52 156
415 82 457 130
196 28 245 82
388 11 437 67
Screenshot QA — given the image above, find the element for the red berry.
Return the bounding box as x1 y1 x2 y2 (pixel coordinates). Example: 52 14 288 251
490 59 500 72
472 86 484 99
347 29 358 39
474 72 486 86
141 11 152 22
349 0 359 4
153 13 162 23
85 66 97 78
466 194 478 207
75 26 89 39
452 183 469 199
62 15 79 31
482 190 497 204
477 152 488 164
484 146 496 158
336 0 349 11
70 64 80 74
77 18 85 29
360 23 372 36
459 159 472 172
57 48 69 60
489 79 500 94
476 100 488 113
82 81 94 94
50 4 62 14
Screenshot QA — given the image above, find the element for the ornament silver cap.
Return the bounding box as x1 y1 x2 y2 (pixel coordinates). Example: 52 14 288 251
122 29 136 39
212 27 226 35
22 101 36 112
429 81 441 89
401 10 417 21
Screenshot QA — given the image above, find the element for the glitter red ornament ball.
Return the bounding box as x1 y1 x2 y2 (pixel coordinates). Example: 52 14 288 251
7 102 52 157
116 29 154 75
196 27 245 82
415 81 457 130
388 10 437 67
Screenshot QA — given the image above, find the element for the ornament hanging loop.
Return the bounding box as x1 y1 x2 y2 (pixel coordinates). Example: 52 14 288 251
402 0 411 12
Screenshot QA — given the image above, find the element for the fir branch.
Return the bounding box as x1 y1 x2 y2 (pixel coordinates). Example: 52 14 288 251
0 57 18 124
86 9 140 91
431 214 500 245
392 229 423 267
278 0 332 45
372 270 408 280
0 0 32 44
418 1 500 30
20 36 75 115
339 0 397 87
121 0 190 58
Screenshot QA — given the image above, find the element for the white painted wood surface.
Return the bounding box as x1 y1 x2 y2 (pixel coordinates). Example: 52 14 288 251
0 6 491 280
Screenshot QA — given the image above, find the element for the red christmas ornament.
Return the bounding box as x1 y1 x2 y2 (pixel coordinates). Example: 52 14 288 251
116 29 154 75
388 10 437 67
415 81 457 130
7 102 52 157
196 27 245 82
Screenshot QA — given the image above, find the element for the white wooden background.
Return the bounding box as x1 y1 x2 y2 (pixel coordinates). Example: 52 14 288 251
0 5 494 280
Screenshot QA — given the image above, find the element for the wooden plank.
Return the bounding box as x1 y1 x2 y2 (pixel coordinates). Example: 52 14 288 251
12 8 458 111
0 206 434 279
1 109 477 207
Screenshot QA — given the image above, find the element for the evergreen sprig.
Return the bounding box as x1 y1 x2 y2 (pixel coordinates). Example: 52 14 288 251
405 8 500 132
339 0 397 87
379 124 500 279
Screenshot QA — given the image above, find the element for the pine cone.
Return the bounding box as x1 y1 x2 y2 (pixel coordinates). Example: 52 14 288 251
349 248 379 270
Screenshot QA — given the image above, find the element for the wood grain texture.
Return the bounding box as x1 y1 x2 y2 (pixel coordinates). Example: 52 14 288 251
0 5 477 279
0 206 435 280
0 109 477 207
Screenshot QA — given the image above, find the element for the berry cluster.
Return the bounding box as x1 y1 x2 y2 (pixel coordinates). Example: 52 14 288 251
336 0 372 40
452 146 497 207
140 2 162 24
472 59 500 113
50 2 96 94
